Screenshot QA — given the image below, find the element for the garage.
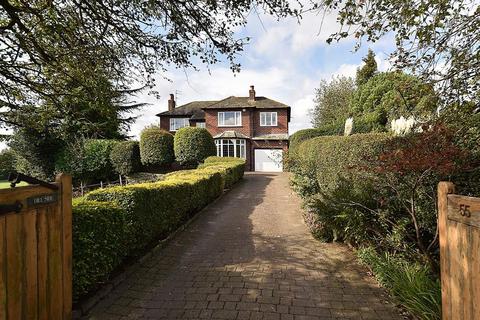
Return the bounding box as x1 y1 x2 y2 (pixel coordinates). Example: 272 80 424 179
254 149 283 172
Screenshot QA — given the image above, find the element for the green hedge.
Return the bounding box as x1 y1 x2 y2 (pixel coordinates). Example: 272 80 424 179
174 127 216 165
198 157 245 189
139 126 174 167
110 141 142 176
72 158 245 301
72 199 126 300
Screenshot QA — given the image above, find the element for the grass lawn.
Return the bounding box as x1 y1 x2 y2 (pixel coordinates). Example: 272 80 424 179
0 180 28 189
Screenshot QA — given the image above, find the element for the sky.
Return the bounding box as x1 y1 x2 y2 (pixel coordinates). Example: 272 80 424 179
127 7 395 139
0 6 395 150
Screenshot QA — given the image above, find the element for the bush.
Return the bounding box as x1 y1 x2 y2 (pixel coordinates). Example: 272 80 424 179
174 127 216 165
358 247 441 320
73 158 245 301
72 199 126 300
139 126 174 167
82 139 119 182
0 149 15 180
110 141 142 176
198 156 245 188
289 125 343 151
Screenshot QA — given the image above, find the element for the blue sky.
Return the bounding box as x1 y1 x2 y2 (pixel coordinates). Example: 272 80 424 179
128 8 395 139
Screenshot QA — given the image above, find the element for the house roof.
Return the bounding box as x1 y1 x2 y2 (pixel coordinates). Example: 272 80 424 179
155 101 217 118
203 96 289 110
213 131 250 139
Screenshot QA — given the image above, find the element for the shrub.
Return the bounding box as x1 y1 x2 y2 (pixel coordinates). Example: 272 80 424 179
139 126 174 167
110 141 142 176
174 127 216 165
289 125 342 151
82 139 119 182
72 199 126 300
358 247 441 320
0 149 15 180
198 156 245 188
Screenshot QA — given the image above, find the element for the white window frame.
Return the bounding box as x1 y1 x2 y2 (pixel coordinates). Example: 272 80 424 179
169 118 190 131
215 139 246 159
196 122 206 128
260 112 278 126
218 111 242 127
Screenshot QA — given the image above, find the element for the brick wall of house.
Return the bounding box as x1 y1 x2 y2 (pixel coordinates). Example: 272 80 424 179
204 109 254 137
159 117 170 132
252 109 289 136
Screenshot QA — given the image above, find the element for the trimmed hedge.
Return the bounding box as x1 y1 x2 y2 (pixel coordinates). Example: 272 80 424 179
174 127 216 165
72 157 245 301
198 157 245 188
139 126 174 167
72 199 125 300
110 140 142 176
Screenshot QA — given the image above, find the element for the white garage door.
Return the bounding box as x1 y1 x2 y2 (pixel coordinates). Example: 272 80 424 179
254 149 283 172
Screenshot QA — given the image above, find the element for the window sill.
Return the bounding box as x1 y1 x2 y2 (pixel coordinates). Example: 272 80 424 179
218 125 243 127
259 125 278 127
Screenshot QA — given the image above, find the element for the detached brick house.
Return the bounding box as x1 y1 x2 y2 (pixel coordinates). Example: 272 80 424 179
156 86 290 171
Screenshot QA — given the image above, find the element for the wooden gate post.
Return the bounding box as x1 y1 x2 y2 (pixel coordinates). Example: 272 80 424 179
438 181 455 320
57 174 72 319
438 181 480 319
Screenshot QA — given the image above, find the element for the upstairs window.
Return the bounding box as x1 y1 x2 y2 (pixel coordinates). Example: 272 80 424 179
260 112 278 126
218 111 242 127
170 118 190 131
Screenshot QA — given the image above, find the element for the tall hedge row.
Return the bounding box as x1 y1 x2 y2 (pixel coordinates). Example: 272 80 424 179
72 157 245 301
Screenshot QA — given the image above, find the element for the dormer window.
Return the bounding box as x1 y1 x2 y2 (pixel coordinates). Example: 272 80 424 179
170 118 190 131
218 111 242 127
260 112 277 126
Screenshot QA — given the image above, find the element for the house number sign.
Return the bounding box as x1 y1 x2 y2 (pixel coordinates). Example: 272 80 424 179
27 193 58 207
459 204 471 217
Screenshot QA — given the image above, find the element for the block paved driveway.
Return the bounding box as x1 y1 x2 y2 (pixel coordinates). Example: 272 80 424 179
88 173 403 320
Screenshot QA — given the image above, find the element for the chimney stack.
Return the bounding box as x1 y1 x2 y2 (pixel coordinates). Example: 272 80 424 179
168 93 175 111
249 85 256 101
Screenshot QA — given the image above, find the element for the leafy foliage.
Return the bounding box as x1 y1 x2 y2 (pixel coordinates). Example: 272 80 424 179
319 0 479 105
174 127 216 166
9 128 62 180
56 138 118 183
358 247 441 320
0 149 14 180
0 0 297 130
356 49 377 86
74 158 245 301
139 126 174 167
110 141 142 176
289 128 476 271
311 76 355 128
72 199 125 300
350 72 438 129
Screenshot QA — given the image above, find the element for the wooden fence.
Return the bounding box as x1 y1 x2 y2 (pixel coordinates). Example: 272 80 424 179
0 174 72 319
438 182 480 319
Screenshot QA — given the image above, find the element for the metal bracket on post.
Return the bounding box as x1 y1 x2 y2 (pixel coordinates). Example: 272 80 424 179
7 172 59 190
0 201 22 216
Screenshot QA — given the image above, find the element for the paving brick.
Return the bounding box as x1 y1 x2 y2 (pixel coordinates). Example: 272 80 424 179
86 174 403 320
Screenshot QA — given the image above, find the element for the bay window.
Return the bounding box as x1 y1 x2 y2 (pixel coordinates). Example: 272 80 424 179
215 139 246 159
